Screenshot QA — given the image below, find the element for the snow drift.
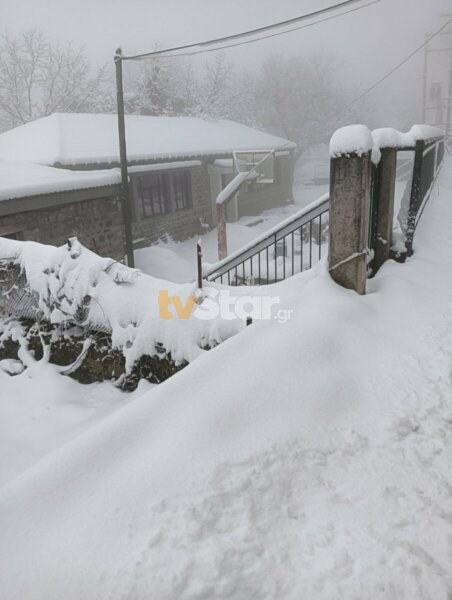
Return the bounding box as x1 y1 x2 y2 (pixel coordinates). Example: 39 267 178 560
1 161 451 598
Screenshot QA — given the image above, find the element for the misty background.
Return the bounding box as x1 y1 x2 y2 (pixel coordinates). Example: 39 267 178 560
0 0 450 158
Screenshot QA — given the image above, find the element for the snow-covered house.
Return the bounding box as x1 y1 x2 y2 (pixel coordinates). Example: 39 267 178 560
0 113 296 258
0 161 124 259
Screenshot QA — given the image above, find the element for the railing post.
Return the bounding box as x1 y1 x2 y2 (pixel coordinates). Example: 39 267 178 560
328 130 372 295
373 147 397 273
405 139 425 257
217 204 228 260
196 242 203 291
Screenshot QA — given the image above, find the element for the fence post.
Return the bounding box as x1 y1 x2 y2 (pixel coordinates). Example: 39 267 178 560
217 204 228 260
405 139 424 257
196 242 203 291
372 147 397 274
328 144 372 295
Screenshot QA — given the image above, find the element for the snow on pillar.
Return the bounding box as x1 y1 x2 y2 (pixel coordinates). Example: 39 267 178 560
328 125 373 295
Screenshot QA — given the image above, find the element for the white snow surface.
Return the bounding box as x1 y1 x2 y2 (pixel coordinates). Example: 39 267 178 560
329 124 373 157
0 113 296 166
0 356 153 486
1 159 452 598
372 124 445 149
330 124 444 160
0 160 120 201
128 160 202 174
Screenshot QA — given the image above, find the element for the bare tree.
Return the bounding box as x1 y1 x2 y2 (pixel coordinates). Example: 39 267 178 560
254 53 355 159
0 30 113 131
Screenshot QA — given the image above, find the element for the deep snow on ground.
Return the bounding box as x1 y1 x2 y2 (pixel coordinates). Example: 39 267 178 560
0 362 153 486
1 158 452 599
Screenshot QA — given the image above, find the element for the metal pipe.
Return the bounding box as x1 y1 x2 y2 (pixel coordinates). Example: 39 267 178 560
114 49 135 268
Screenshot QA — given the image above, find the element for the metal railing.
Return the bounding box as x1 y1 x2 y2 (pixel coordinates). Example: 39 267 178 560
367 133 445 271
205 130 445 287
405 136 444 254
204 194 330 285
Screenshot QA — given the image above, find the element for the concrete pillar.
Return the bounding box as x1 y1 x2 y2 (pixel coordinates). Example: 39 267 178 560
372 147 397 274
328 152 372 295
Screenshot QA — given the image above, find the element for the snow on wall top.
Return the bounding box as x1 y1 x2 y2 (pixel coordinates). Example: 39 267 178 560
329 125 373 158
372 125 445 149
330 124 444 162
0 113 296 167
0 160 121 202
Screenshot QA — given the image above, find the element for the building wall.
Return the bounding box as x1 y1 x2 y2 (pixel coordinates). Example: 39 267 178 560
216 153 295 223
237 154 294 218
131 164 212 246
0 196 125 261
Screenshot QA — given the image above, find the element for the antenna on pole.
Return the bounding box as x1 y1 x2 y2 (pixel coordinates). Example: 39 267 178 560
114 47 135 268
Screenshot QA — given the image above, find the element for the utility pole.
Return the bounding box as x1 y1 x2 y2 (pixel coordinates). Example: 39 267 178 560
422 17 452 134
114 48 135 268
446 26 452 137
422 33 429 123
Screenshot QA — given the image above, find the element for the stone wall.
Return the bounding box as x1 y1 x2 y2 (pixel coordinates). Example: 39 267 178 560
131 164 212 245
0 196 125 261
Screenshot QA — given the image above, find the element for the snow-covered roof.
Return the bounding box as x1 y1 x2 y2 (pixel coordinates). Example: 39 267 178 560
0 113 296 167
0 160 120 202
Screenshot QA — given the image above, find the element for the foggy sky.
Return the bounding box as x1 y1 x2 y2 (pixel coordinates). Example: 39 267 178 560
1 0 451 124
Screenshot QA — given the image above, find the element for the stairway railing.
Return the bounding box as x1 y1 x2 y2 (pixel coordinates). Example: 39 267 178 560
204 193 330 285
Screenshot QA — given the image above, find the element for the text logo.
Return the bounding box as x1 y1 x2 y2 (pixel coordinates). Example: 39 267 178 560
158 288 293 323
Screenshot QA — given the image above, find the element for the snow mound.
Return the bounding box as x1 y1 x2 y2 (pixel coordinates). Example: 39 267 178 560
372 125 444 150
329 125 373 158
330 124 444 162
0 237 245 368
1 161 451 598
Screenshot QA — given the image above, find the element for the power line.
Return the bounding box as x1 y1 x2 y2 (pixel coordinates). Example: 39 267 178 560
347 15 452 108
144 0 381 60
273 16 452 150
123 0 381 61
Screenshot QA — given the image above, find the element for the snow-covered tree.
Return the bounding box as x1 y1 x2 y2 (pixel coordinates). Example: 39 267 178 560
128 52 242 122
0 30 113 131
195 53 234 119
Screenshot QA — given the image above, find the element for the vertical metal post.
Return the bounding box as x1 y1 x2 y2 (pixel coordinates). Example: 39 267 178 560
196 242 203 290
405 139 424 256
217 204 228 260
114 49 135 268
422 34 429 124
446 41 452 137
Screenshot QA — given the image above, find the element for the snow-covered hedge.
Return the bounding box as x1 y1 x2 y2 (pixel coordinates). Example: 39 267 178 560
0 237 244 371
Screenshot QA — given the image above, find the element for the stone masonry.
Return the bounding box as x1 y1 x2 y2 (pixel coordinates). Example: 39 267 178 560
0 196 125 261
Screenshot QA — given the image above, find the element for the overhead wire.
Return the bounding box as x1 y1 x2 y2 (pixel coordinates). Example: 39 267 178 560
123 0 382 60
